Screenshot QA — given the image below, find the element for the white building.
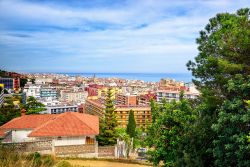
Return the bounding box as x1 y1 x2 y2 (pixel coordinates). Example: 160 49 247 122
23 82 41 99
42 105 78 114
156 90 199 103
60 90 88 104
0 112 98 146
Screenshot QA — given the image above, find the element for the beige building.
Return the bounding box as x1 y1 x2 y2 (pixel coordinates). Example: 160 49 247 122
60 91 88 103
85 99 151 128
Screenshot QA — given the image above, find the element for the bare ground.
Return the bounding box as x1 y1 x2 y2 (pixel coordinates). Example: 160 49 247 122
66 159 152 167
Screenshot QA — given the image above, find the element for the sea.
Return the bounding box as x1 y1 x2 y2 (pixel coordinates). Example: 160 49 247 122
63 73 193 83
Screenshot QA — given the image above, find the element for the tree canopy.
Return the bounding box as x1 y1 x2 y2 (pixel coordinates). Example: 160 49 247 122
24 96 46 115
146 8 250 167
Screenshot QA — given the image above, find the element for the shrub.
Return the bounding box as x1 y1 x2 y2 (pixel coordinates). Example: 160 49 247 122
55 160 72 167
42 155 55 167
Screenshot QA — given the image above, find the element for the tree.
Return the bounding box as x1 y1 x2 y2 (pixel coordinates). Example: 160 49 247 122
20 78 28 88
211 75 250 167
97 88 118 146
186 8 250 166
117 128 132 158
126 110 136 138
0 97 20 126
24 96 46 115
146 97 196 166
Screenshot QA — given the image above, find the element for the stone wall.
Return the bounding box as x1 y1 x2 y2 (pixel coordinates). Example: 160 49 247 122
98 146 116 157
2 140 52 153
2 140 118 158
54 144 96 156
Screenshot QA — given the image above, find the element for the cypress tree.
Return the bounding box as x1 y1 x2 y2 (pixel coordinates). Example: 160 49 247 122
126 110 136 138
97 88 118 146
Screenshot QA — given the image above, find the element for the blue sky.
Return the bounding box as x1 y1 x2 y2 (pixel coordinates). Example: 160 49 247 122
0 0 249 73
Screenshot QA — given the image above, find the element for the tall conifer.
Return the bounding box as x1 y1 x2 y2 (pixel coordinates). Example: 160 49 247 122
126 110 136 138
97 88 118 146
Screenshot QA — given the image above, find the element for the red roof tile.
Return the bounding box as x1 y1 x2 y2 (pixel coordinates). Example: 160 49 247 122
0 129 6 138
0 115 57 130
28 112 99 137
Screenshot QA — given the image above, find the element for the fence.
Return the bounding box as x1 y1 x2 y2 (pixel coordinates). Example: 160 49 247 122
98 145 116 157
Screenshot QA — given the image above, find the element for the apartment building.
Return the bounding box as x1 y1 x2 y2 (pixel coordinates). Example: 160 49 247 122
0 78 20 90
23 83 41 98
137 92 156 105
0 88 4 106
115 93 137 106
60 90 88 103
40 87 58 99
156 90 199 103
85 99 151 128
42 105 78 114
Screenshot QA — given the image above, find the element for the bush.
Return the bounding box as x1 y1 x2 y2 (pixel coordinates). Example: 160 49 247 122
0 145 22 167
25 152 42 167
55 160 72 167
42 155 55 167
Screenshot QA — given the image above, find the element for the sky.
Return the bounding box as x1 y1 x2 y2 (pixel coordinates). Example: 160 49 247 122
0 0 249 73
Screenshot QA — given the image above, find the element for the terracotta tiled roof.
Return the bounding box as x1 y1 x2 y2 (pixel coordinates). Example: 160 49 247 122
0 115 57 130
0 129 6 138
28 112 99 137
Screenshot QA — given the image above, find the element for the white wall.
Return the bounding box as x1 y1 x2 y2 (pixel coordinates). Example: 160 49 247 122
11 130 32 142
54 136 86 146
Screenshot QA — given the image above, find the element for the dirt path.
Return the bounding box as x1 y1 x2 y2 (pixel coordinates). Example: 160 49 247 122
66 159 151 167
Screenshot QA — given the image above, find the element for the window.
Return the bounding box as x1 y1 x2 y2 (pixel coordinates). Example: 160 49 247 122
86 136 95 144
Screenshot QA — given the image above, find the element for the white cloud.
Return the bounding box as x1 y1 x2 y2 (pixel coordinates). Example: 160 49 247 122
0 0 249 73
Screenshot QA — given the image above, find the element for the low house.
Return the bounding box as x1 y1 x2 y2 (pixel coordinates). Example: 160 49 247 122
0 112 99 146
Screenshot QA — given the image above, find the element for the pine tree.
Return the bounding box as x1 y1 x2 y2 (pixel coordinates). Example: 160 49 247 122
97 88 118 146
126 110 136 138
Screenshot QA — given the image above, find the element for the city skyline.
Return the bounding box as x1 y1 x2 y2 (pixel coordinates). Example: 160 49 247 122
0 0 249 73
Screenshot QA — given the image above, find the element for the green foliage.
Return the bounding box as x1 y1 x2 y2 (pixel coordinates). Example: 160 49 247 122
55 161 72 167
31 78 36 84
133 128 147 148
24 96 46 115
26 152 42 167
211 75 250 167
185 8 250 167
126 110 136 138
146 98 197 166
0 146 56 167
0 97 20 126
117 127 132 158
20 78 28 88
97 88 118 146
187 8 250 101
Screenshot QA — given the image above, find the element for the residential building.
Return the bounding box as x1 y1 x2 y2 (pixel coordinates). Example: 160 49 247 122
60 90 88 103
159 78 185 91
156 90 199 102
116 93 137 106
0 112 98 146
40 87 58 99
0 88 4 106
0 78 14 90
42 105 78 114
23 83 41 99
137 92 156 105
35 77 53 84
85 99 151 128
